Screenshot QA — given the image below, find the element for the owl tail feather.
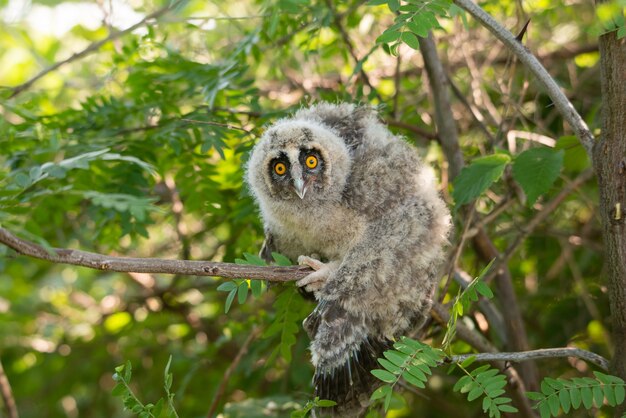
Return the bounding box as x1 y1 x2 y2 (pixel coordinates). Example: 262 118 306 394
313 337 393 417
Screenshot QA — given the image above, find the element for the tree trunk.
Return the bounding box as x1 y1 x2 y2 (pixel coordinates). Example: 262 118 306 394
594 27 626 418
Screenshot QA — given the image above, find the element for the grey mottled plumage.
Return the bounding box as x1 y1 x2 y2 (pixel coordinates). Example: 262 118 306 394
246 102 451 416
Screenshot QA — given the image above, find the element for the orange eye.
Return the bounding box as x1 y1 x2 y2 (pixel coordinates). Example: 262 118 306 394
305 155 318 169
274 162 287 175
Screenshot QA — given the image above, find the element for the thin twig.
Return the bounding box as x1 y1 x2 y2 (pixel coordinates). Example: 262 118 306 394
206 326 262 418
386 119 438 141
453 0 595 157
503 169 594 261
325 0 382 101
181 119 251 133
0 227 311 282
450 348 610 371
0 357 19 418
8 1 182 98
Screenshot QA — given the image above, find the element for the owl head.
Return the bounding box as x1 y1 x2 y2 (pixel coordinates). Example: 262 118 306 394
246 119 352 204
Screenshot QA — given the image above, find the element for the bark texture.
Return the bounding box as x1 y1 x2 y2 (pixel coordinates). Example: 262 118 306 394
594 29 626 418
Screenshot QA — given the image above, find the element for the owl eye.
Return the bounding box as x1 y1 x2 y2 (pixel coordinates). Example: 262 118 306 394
305 155 318 169
274 162 287 176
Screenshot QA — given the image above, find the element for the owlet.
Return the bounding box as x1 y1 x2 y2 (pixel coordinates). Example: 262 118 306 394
246 102 451 417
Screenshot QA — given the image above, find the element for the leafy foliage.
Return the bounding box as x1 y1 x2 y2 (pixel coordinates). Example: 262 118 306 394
442 260 495 349
370 337 445 410
290 397 337 418
527 372 626 417
453 364 518 417
452 154 511 207
454 146 566 208
112 357 180 418
263 284 310 363
511 147 564 206
370 0 452 52
217 253 270 313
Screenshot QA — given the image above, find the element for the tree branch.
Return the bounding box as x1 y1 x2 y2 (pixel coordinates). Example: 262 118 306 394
419 32 464 180
0 227 311 282
0 357 19 418
452 0 595 157
7 1 182 99
207 326 262 417
450 348 610 371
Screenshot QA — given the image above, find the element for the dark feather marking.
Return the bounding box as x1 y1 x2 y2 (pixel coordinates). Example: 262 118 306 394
313 336 393 417
259 231 275 263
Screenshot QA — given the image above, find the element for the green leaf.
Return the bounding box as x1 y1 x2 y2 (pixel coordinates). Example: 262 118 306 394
378 358 401 374
512 147 564 206
467 386 483 402
383 350 408 367
559 388 571 413
498 404 518 413
371 369 397 383
250 279 263 297
569 387 581 409
604 383 617 406
555 135 589 172
370 384 392 400
547 394 559 416
14 173 31 188
237 281 249 304
452 154 511 207
593 384 604 407
112 383 126 397
539 401 551 418
581 386 593 409
272 252 292 266
475 281 494 298
376 30 402 44
526 391 543 401
242 252 267 266
164 355 173 391
482 395 491 412
401 31 420 49
224 289 236 313
384 388 393 411
402 370 426 388
615 384 625 405
217 281 237 292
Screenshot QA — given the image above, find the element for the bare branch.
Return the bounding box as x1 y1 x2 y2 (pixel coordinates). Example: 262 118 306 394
451 348 610 371
207 326 262 417
0 227 311 282
453 0 595 157
7 1 183 99
386 119 438 141
503 168 595 260
0 357 18 418
419 32 464 180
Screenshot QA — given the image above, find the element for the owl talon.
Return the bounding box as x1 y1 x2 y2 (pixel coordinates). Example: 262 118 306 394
298 255 325 270
296 257 340 293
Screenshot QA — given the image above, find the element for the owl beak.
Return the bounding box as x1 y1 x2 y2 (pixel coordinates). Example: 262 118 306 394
293 177 307 199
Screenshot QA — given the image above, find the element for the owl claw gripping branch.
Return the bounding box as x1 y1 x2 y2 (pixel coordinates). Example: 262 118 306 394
297 255 340 294
246 102 451 417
